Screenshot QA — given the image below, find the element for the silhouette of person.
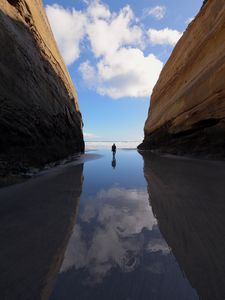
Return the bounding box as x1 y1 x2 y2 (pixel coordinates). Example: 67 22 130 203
112 143 116 154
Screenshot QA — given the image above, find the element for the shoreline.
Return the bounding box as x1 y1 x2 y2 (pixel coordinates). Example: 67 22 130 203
0 152 101 188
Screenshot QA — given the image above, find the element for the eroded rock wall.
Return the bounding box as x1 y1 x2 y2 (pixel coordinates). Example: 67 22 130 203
139 0 225 158
0 0 84 173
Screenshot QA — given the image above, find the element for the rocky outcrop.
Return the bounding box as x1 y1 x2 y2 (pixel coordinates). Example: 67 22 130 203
0 0 84 174
139 0 225 158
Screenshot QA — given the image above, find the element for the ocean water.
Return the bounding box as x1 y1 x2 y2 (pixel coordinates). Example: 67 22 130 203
85 141 141 150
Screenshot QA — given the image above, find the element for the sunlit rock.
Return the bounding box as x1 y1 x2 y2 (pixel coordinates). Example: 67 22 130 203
139 0 225 158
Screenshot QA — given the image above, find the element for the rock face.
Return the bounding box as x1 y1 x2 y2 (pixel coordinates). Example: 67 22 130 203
139 0 225 158
0 0 84 173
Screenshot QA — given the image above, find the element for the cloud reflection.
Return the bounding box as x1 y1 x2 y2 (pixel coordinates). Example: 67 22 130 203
60 187 169 284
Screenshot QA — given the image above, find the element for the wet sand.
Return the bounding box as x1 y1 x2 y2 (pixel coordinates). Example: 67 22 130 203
140 151 225 300
1 149 225 300
0 153 99 300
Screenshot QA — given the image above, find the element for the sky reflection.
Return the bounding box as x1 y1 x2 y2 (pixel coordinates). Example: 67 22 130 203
60 187 165 284
50 150 198 300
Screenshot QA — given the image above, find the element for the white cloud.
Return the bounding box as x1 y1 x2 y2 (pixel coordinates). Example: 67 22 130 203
148 28 183 46
46 1 174 99
86 0 111 20
81 48 162 99
86 5 144 57
144 6 166 20
80 1 162 98
46 4 86 65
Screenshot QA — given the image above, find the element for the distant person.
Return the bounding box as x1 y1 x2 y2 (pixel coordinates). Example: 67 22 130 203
112 143 116 154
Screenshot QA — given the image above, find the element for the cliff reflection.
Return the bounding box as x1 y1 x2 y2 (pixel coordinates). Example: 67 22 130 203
140 151 225 300
0 162 84 300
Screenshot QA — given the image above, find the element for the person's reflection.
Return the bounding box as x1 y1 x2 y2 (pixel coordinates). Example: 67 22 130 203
112 152 116 169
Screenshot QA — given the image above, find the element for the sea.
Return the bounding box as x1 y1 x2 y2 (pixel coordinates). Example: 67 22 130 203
85 141 142 151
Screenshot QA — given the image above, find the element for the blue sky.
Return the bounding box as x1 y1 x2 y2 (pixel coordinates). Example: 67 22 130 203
43 0 203 141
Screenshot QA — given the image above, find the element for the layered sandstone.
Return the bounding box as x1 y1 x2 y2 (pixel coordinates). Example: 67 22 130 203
139 0 225 158
0 0 84 174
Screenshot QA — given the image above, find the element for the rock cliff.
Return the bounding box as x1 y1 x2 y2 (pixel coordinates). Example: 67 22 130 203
0 0 84 174
139 0 225 158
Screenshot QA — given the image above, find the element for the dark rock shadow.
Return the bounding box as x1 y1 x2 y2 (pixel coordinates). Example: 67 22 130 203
0 8 84 177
